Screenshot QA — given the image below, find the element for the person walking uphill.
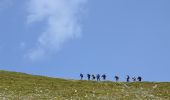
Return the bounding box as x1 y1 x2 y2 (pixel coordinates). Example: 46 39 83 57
96 74 100 81
87 74 91 80
137 76 142 82
132 77 136 82
115 76 119 82
102 74 106 81
92 74 95 80
80 73 83 80
126 75 130 82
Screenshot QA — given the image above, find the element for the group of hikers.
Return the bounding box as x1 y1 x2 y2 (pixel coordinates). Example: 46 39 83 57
80 73 142 82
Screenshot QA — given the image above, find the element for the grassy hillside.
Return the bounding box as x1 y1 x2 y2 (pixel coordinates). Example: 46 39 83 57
0 70 169 100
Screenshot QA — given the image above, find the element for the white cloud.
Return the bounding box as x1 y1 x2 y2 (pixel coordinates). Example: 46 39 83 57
26 0 87 61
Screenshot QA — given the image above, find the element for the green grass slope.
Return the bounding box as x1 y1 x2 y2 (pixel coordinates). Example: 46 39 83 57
0 70 170 100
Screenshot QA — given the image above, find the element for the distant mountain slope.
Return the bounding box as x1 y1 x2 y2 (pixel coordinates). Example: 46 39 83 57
0 70 169 100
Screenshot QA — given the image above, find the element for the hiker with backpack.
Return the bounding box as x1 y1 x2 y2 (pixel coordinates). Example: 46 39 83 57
92 74 96 80
87 74 91 80
114 75 119 82
132 77 136 82
137 76 142 82
126 75 130 82
80 73 83 80
96 74 100 81
101 74 106 81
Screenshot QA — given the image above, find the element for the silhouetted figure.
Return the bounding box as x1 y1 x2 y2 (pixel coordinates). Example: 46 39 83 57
87 74 91 80
92 74 96 80
126 75 130 82
102 74 106 80
80 73 83 80
137 76 142 82
132 77 136 82
115 76 119 82
96 74 100 81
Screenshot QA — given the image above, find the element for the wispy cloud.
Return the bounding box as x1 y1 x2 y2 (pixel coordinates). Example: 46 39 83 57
26 0 87 61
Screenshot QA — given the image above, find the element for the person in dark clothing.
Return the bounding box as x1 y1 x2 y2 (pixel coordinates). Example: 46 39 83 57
92 74 96 80
87 74 91 80
137 76 142 82
101 74 106 81
126 75 130 82
80 73 83 80
96 74 100 81
132 77 136 82
114 76 119 82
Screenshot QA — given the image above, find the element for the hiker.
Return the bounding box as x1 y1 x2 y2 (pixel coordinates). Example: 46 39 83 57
114 76 119 82
96 74 100 81
92 74 96 80
137 76 142 82
87 74 91 80
80 73 83 80
132 77 136 82
126 75 130 82
101 74 106 81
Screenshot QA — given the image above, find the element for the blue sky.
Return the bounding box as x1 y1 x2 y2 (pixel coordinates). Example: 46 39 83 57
0 0 170 82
